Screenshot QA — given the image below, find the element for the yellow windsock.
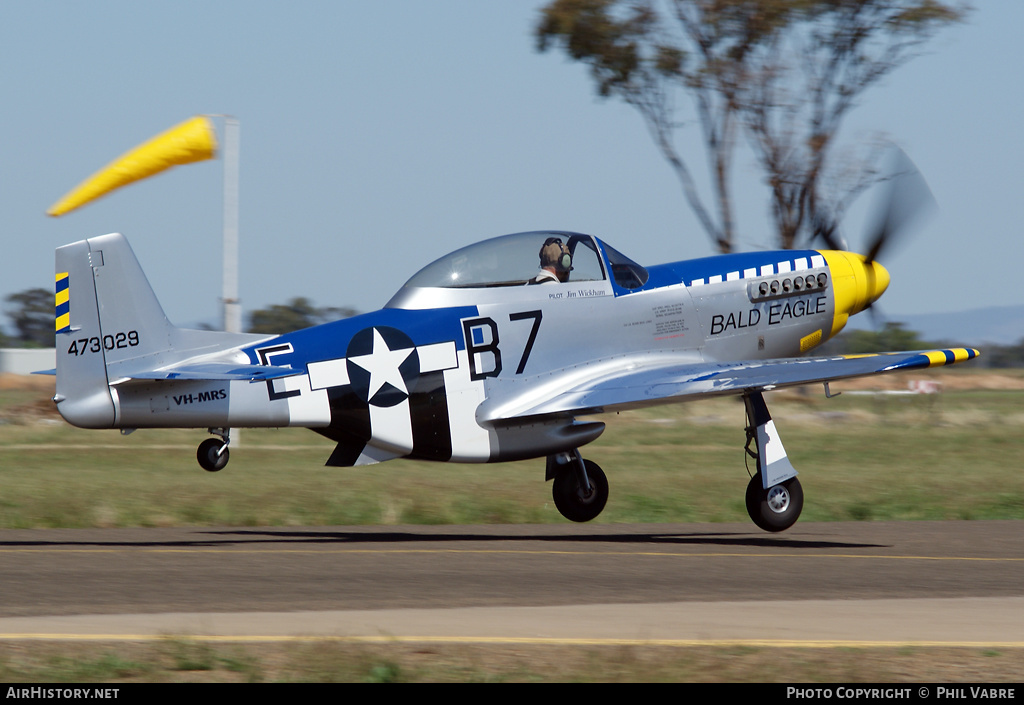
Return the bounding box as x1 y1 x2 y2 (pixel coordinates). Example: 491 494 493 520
47 115 217 217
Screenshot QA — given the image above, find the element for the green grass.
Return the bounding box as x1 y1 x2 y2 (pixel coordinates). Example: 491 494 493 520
0 370 1021 529
0 641 1022 683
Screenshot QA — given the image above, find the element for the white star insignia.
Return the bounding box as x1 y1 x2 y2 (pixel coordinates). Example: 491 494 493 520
348 328 414 399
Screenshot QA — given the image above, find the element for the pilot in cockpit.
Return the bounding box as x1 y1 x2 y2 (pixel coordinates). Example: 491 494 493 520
529 237 572 285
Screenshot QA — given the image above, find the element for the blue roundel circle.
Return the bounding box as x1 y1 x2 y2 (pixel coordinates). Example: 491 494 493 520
345 326 420 407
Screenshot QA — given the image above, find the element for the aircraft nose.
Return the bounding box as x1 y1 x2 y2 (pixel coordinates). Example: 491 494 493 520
819 251 891 337
868 259 892 303
866 259 890 305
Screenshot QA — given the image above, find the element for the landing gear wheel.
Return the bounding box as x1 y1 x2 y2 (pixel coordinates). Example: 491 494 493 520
745 473 803 532
197 438 229 472
552 459 608 522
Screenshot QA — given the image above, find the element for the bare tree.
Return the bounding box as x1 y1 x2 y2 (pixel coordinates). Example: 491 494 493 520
536 0 966 253
741 1 966 249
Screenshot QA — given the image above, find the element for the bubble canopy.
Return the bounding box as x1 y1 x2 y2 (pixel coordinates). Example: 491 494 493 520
400 231 648 291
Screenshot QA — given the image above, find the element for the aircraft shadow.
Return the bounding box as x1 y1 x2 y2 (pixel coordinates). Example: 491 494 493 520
210 528 886 550
0 527 887 551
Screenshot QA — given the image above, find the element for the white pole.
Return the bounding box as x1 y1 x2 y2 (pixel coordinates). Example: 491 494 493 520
214 115 241 448
221 116 241 334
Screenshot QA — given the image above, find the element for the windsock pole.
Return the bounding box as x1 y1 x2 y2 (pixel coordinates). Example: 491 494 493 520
218 116 241 335
209 116 241 449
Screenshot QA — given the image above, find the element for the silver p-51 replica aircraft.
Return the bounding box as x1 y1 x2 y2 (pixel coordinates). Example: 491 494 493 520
49 195 978 532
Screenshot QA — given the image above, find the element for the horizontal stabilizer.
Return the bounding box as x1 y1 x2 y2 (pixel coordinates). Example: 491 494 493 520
114 363 302 383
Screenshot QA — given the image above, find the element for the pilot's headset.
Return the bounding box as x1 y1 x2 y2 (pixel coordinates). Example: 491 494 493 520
540 237 573 273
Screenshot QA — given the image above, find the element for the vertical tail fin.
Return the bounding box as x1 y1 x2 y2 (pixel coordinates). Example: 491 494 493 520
54 233 175 428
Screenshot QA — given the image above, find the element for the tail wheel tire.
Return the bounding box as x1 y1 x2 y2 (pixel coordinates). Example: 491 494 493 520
198 438 229 472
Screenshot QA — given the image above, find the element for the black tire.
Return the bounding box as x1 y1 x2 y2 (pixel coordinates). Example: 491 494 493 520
197 438 229 472
745 473 803 532
552 459 608 522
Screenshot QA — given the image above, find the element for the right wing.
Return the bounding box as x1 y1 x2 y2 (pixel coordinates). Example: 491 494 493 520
479 347 979 422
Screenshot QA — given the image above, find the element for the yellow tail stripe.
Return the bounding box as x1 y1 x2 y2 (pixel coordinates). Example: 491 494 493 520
55 272 70 333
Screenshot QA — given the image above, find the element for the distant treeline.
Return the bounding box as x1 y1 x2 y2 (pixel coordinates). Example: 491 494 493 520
2 288 52 348
0 288 358 349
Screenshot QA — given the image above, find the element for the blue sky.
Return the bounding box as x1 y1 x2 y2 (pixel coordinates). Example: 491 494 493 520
2 2 1020 332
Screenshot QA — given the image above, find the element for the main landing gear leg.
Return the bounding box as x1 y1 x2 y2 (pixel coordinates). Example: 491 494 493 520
197 428 231 472
547 449 609 522
742 392 803 532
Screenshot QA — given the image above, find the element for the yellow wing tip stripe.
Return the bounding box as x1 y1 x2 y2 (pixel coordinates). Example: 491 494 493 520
840 348 980 369
924 348 980 367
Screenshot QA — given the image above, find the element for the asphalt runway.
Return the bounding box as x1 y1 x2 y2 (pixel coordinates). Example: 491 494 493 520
0 520 1021 646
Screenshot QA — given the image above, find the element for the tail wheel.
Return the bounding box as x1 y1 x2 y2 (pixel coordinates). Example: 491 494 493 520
552 459 608 522
197 438 229 472
745 473 803 532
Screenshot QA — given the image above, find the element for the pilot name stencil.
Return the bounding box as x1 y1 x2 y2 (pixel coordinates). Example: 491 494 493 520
566 288 603 298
